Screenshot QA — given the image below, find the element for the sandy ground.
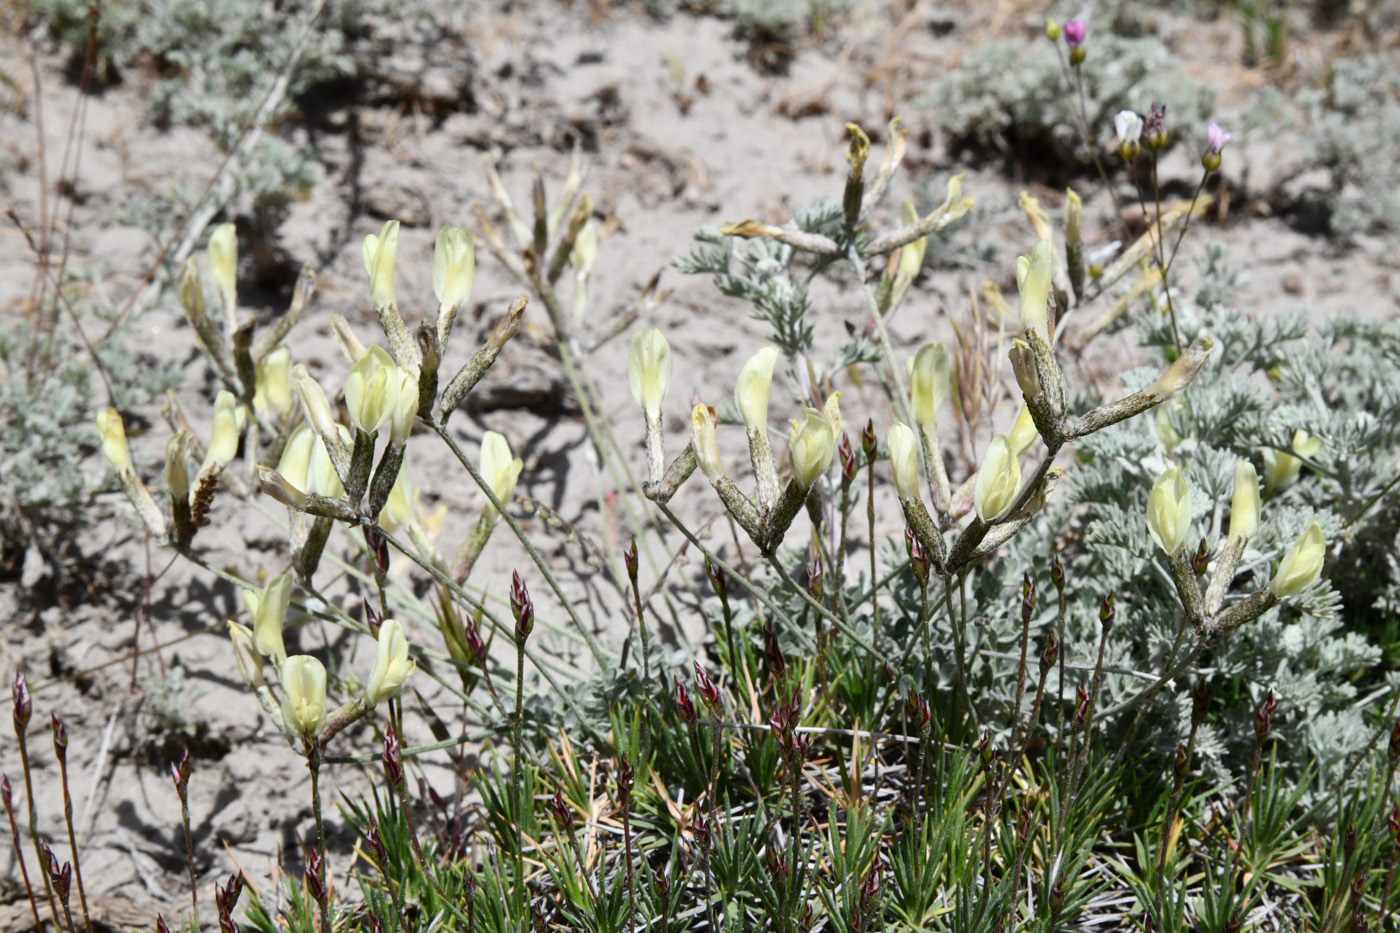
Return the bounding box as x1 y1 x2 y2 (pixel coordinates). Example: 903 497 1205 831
1 0 1397 927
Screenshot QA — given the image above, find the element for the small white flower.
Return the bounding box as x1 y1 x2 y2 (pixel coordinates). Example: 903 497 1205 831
1115 111 1143 146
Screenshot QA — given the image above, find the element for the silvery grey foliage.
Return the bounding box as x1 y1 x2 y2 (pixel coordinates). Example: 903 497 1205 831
925 32 1215 167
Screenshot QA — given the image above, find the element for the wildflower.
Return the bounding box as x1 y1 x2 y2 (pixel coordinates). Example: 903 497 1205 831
908 344 951 433
886 422 920 500
1045 16 1061 40
280 655 328 738
1116 111 1143 163
432 226 475 313
1262 430 1322 495
627 328 672 418
690 404 724 480
95 408 133 473
345 345 401 436
199 390 248 478
362 220 399 311
1203 122 1233 173
788 408 835 489
1008 404 1038 456
735 346 780 434
252 347 294 421
1144 103 1168 153
243 571 292 664
206 223 238 308
1146 466 1191 556
1063 18 1087 63
1229 461 1260 543
973 435 1021 523
479 431 523 524
1016 240 1055 331
365 619 416 706
1270 521 1325 597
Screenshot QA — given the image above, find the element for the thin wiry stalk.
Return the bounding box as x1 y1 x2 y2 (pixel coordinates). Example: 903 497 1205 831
52 726 92 933
14 724 61 926
2 778 43 932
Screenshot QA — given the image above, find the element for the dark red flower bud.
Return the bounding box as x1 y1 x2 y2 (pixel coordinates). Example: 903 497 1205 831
767 850 789 884
363 596 382 638
694 662 720 710
1174 743 1189 779
383 724 405 787
366 815 386 865
1389 718 1400 766
905 527 929 587
806 548 823 600
860 859 882 911
12 670 31 730
1050 555 1065 594
1099 592 1115 632
305 846 326 901
693 813 711 851
1344 823 1357 860
510 571 534 642
617 756 634 802
1022 573 1036 624
653 869 670 901
764 623 786 681
674 676 696 725
1074 683 1090 728
157 915 171 933
547 788 574 831
839 432 857 489
1254 691 1278 741
364 526 390 577
464 611 485 665
1192 538 1210 576
861 419 877 460
170 748 191 796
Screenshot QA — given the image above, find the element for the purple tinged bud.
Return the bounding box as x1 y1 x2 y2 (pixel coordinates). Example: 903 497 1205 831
1192 538 1210 577
1022 573 1036 624
617 755 635 801
383 724 405 787
1145 103 1169 152
1074 683 1090 728
305 846 327 901
1389 804 1400 846
693 813 711 851
158 916 171 933
806 548 823 600
171 748 191 793
694 662 720 710
547 788 574 831
674 676 696 725
1254 691 1278 741
653 869 670 900
1099 592 1115 632
1050 555 1065 594
1206 122 1233 155
1063 18 1086 46
510 571 534 642
624 538 639 589
12 670 31 730
705 557 728 603
464 612 485 665
764 622 787 681
861 419 877 460
365 526 390 577
366 815 386 865
839 433 857 488
1039 629 1059 673
363 597 383 638
1174 744 1189 778
905 527 930 587
51 714 67 757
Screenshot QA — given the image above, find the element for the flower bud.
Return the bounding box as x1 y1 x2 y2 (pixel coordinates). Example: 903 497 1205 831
694 662 720 709
1045 16 1061 40
1254 691 1277 741
228 621 266 690
973 435 1021 523
432 226 475 311
788 407 835 490
1146 465 1192 556
362 220 399 310
908 344 951 433
1148 338 1214 399
387 365 418 446
1229 461 1260 543
345 345 400 436
886 422 920 501
365 619 416 706
480 431 523 524
838 433 856 488
1039 629 1059 673
1144 103 1168 153
674 676 696 725
1270 520 1325 598
252 347 294 420
13 670 32 729
95 407 133 473
1116 110 1143 163
243 571 292 664
735 346 780 434
1203 122 1234 173
1063 18 1086 46
200 390 247 476
279 655 328 738
1262 430 1322 495
292 365 340 449
1009 340 1042 402
690 404 724 480
207 223 238 305
382 724 404 786
1015 240 1054 330
627 328 672 417
1008 404 1038 457
511 571 534 641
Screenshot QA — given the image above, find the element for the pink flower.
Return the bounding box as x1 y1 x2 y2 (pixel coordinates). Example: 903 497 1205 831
1063 19 1087 46
1207 122 1234 154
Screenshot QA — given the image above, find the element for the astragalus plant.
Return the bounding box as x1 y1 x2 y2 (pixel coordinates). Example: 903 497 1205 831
12 23 1400 933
